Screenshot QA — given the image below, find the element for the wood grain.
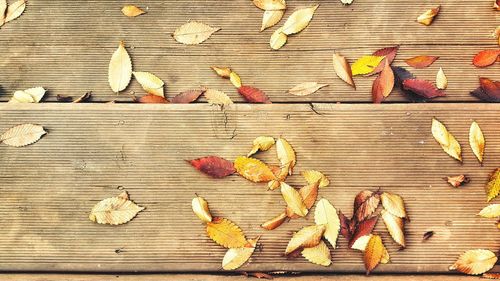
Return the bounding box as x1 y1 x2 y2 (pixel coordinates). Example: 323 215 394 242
0 103 498 273
0 0 498 103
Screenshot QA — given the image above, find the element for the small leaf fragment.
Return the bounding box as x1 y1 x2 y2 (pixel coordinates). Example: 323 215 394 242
449 249 498 275
121 5 146 17
234 156 277 183
270 27 287 50
285 224 326 255
364 234 385 274
405 56 439 68
261 10 285 31
287 82 328 96
238 85 271 103
247 136 275 157
206 217 247 249
485 168 500 202
332 52 355 88
137 94 168 104
172 21 220 45
192 195 212 223
4 0 25 23
276 138 296 175
108 41 132 93
89 192 145 225
422 231 434 241
403 79 446 99
230 72 242 88
314 198 340 248
222 238 259 270
431 118 462 161
1 124 46 147
282 5 319 35
133 72 164 97
417 6 440 26
171 89 205 104
469 121 485 163
478 204 500 218
381 192 407 218
281 182 308 217
253 0 286 11
302 170 330 188
436 67 448 90
189 156 235 179
472 50 500 68
381 210 405 247
204 89 233 106
351 55 385 76
301 241 331 266
372 60 394 103
444 175 470 188
261 212 287 230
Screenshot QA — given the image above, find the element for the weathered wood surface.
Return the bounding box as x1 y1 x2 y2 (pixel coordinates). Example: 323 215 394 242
0 103 498 273
0 0 499 103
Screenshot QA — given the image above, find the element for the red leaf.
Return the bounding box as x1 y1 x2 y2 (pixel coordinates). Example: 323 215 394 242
353 190 381 222
402 79 446 99
339 211 353 241
472 50 500 68
472 77 500 102
405 56 439 68
171 89 205 103
372 61 395 103
349 216 379 248
238 86 271 104
371 45 400 75
188 156 235 178
137 94 168 104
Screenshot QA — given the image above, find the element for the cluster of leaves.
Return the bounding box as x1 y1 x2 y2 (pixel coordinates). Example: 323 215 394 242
0 0 25 28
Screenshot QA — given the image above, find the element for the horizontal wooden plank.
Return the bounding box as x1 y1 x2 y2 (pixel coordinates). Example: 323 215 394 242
0 103 498 273
0 0 498 102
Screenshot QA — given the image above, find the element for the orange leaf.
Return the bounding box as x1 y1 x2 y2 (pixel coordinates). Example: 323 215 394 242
238 86 271 104
372 61 395 103
137 94 168 104
188 156 235 178
206 217 247 248
234 156 276 183
405 56 439 68
364 234 385 274
417 6 440 26
332 52 355 88
261 212 287 230
121 5 146 17
473 50 500 68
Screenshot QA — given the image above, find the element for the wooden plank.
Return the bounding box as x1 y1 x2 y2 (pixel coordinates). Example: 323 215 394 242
0 0 498 103
0 103 498 273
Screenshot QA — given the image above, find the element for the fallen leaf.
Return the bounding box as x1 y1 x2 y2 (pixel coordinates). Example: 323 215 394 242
247 136 275 157
471 78 500 102
350 234 389 263
133 72 164 97
74 92 92 103
371 46 400 75
301 240 331 266
473 50 500 68
222 238 259 270
270 27 287 50
171 89 205 103
436 67 448 90
211 66 232 78
444 175 470 188
207 217 247 248
483 273 500 279
204 89 233 106
261 10 285 31
340 0 354 4
234 156 277 183
9 87 46 103
287 82 328 96
137 94 168 104
422 231 434 241
353 190 380 222
332 52 355 88
339 211 353 241
172 21 220 45
276 138 296 175
192 195 212 223
189 156 235 178
381 210 405 247
245 272 274 279
485 168 500 202
417 6 440 26
56 94 73 102
314 198 340 248
238 86 271 103
364 234 385 274
405 56 439 68
431 118 462 161
121 5 146 17
469 121 485 163
372 60 394 103
89 192 144 225
0 0 6 26
281 182 308 217
253 0 286 11
349 216 378 248
1 124 46 147
230 72 242 88
4 0 25 23
302 170 330 188
403 79 446 99
392 66 424 102
282 5 319 35
351 55 385 76
381 192 407 218
261 212 287 230
285 224 326 255
449 249 498 275
478 204 500 218
108 41 132 93
298 181 320 209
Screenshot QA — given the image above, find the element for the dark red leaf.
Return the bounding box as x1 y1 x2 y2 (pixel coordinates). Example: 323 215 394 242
339 211 353 241
402 79 446 99
188 156 235 178
349 216 379 248
171 89 205 104
405 56 439 68
56 95 73 102
370 45 400 75
238 85 271 104
472 50 500 68
137 94 169 104
470 77 500 102
353 190 381 222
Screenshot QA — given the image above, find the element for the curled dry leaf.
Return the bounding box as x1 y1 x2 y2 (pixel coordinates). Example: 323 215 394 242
302 170 330 188
381 192 407 218
270 27 287 50
133 72 164 97
381 210 405 247
285 224 326 255
238 86 271 103
281 182 308 217
471 77 500 102
431 118 462 161
276 138 296 175
1 124 46 147
4 0 25 24
405 56 439 68
74 92 92 103
253 0 286 11
469 121 485 163
349 216 378 248
222 238 259 270
472 50 500 68
189 156 235 178
372 60 394 103
234 156 276 183
172 21 220 45
261 212 287 230
314 198 340 248
371 46 400 75
287 82 328 96
403 79 445 99
301 241 331 266
171 89 205 104
282 5 319 35
436 68 448 90
211 66 232 78
351 55 385 76
192 195 212 223
444 175 470 188
422 231 434 241
478 204 500 218
108 41 132 93
449 249 498 275
248 136 275 157
485 168 500 202
364 234 386 274
121 5 146 17
417 6 440 26
332 52 355 88
353 190 381 222
206 217 247 249
261 10 285 31
89 192 145 225
204 89 233 106
137 94 168 104
9 87 46 103
230 72 242 88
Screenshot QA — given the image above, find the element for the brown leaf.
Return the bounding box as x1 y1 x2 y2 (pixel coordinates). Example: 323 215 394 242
473 50 500 68
444 175 470 188
285 224 326 255
206 217 247 249
137 94 168 104
171 89 205 104
422 231 434 241
353 190 381 222
349 216 378 248
364 234 385 274
238 86 271 103
372 60 394 103
371 46 400 75
332 52 355 88
121 5 146 17
417 6 440 26
261 212 287 230
56 94 73 102
339 211 353 241
405 56 439 68
402 79 446 99
74 92 92 103
188 156 235 178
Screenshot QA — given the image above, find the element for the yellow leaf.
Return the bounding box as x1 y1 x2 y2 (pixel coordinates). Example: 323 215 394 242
229 72 242 88
261 10 285 31
4 0 25 23
478 204 500 218
204 89 233 107
253 0 286 11
133 72 164 97
301 240 331 266
436 67 448 90
270 27 287 50
211 66 232 78
172 21 220 45
314 198 340 248
234 156 276 183
276 138 296 175
285 224 326 255
192 196 212 223
417 6 440 26
247 136 275 157
281 182 308 217
449 249 498 275
0 0 6 26
206 217 247 249
431 118 462 161
381 210 405 247
381 192 407 218
1 124 46 147
282 5 319 35
364 234 385 274
486 168 500 202
108 41 132 93
89 192 145 225
351 55 385 76
222 238 259 270
9 87 46 103
351 234 390 264
121 5 146 17
261 212 287 230
332 52 356 88
287 82 328 96
341 0 355 4
302 170 330 188
469 121 485 164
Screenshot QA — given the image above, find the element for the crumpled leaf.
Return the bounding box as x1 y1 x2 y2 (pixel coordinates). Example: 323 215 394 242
108 41 132 93
89 192 145 225
351 55 385 76
261 10 285 31
469 121 485 163
302 170 330 188
253 0 286 11
332 52 355 88
403 79 446 99
238 85 271 103
1 124 46 147
285 224 326 255
189 156 235 178
211 66 232 78
133 72 164 97
381 192 407 218
4 0 25 24
281 182 308 217
417 6 440 26
234 156 276 183
9 87 46 103
485 168 500 202
261 212 287 230
371 46 399 75
422 231 434 241
206 217 247 249
270 27 287 50
172 21 220 45
471 77 500 102
230 72 242 88
449 249 498 275
171 89 205 104
314 198 340 248
431 118 462 161
121 5 146 17
282 4 319 35
192 195 212 223
276 138 296 175
364 234 386 274
444 175 470 188
137 94 168 104
381 210 405 247
204 89 233 106
287 82 328 96
353 190 380 222
405 56 439 68
478 204 500 218
349 216 378 248
372 60 394 103
436 67 448 90
247 136 275 157
472 50 500 68
301 240 331 266
222 238 259 270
